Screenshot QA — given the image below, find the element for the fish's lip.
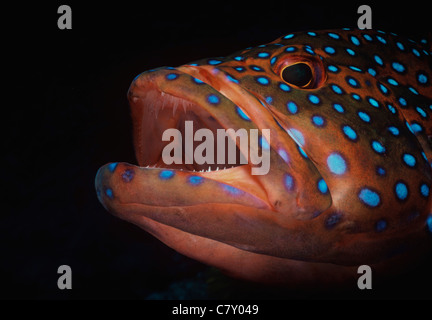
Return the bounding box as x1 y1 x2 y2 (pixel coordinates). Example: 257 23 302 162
125 67 271 206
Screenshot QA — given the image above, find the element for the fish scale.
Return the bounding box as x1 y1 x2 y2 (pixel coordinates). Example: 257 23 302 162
95 29 432 286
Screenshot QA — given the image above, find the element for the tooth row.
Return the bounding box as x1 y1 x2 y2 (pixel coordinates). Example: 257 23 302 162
142 89 194 118
143 165 236 172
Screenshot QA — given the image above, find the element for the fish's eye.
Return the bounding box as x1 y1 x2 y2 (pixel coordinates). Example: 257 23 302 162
281 63 314 88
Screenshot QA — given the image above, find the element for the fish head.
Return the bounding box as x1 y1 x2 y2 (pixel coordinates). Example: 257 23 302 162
95 29 432 285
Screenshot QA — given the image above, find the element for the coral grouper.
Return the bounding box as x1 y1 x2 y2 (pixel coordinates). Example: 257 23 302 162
96 29 432 286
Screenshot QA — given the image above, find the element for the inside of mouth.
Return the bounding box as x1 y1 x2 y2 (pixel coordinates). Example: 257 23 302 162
137 90 246 173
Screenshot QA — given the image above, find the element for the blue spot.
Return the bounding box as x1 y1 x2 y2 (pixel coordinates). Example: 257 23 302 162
278 149 289 163
331 84 344 94
359 188 381 207
333 103 345 113
349 66 363 72
307 32 317 37
166 73 179 80
303 45 315 55
234 66 246 72
368 97 380 108
108 162 118 172
318 178 328 194
387 104 396 114
328 32 340 39
279 82 291 92
284 174 295 191
308 94 320 105
298 146 308 159
376 166 386 176
427 215 432 233
223 184 243 195
421 152 428 162
376 35 387 44
358 111 371 123
363 34 373 41
270 57 277 65
327 153 347 175
371 140 386 154
395 181 409 201
351 93 361 101
208 59 222 65
159 170 175 180
312 115 325 127
378 83 389 95
342 125 357 141
331 84 344 95
416 107 427 118
387 78 399 86
189 175 204 185
398 97 407 107
374 55 384 66
368 68 377 77
403 153 416 167
392 61 406 73
234 56 244 61
396 42 405 51
412 48 421 57
207 94 220 105
260 136 270 150
420 184 430 197
192 77 205 84
226 74 239 84
289 128 305 146
346 48 356 56
235 106 251 121
375 219 387 232
285 46 297 52
346 76 360 88
122 169 135 182
265 96 273 104
258 52 270 58
105 188 114 199
418 73 428 84
388 126 400 136
324 46 336 54
251 65 264 72
283 34 295 39
409 87 419 95
350 35 361 46
287 101 298 114
256 76 270 85
410 122 423 134
328 65 340 73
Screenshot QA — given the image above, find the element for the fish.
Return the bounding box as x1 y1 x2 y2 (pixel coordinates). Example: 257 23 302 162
95 29 432 286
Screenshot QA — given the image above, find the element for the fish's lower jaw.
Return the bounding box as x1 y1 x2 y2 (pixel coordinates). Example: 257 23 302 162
94 165 431 287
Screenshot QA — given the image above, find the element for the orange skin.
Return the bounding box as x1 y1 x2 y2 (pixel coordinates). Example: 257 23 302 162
95 29 432 286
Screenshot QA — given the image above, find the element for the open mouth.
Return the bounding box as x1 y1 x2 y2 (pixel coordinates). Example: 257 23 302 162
122 67 273 206
128 71 250 174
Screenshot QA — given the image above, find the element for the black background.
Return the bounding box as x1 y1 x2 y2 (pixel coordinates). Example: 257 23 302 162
3 1 432 300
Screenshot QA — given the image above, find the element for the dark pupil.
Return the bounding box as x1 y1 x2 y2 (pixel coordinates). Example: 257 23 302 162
282 63 313 87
